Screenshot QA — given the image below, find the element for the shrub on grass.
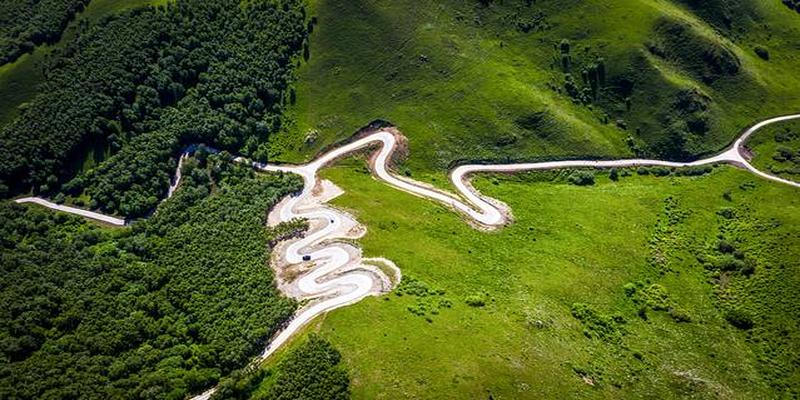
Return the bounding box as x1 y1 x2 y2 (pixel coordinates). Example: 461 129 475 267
717 207 736 219
775 129 797 142
716 255 745 272
754 46 770 60
725 309 754 330
676 165 712 176
740 259 756 276
717 239 735 254
465 294 486 307
643 284 671 311
773 146 794 162
669 307 692 323
571 303 626 342
623 282 637 297
722 189 733 201
650 167 671 177
567 170 595 186
559 39 571 54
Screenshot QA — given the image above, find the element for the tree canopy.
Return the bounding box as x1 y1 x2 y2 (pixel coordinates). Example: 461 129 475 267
0 0 90 65
211 334 350 400
0 0 308 218
0 155 303 399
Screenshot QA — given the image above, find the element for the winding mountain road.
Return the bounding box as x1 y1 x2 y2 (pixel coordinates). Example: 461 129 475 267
214 114 800 376
12 114 800 400
250 114 800 232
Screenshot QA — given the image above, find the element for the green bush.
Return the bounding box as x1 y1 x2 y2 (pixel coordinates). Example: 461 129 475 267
609 168 619 181
465 294 486 307
675 165 713 176
571 303 626 342
715 255 745 271
643 284 671 311
725 309 754 330
650 167 671 177
740 259 756 276
623 282 638 297
567 170 595 186
717 239 735 254
773 146 794 162
669 307 692 323
754 46 770 60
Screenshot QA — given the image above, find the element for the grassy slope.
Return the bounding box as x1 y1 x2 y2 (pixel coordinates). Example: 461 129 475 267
303 158 800 399
275 0 800 171
0 48 46 126
745 119 800 182
0 0 169 126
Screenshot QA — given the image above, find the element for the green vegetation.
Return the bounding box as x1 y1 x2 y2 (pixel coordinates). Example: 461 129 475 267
0 156 302 399
570 303 626 343
0 0 308 218
623 281 692 323
746 120 800 182
277 0 800 173
310 156 800 398
394 275 452 321
782 0 800 12
0 51 45 127
0 0 89 65
213 335 349 400
0 0 170 127
2 0 800 398
567 170 595 186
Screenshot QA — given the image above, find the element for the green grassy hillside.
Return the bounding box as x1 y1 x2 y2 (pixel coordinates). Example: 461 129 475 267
2 0 799 398
276 0 800 171
306 158 800 399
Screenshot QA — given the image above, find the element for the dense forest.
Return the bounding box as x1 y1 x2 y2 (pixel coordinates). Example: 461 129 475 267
0 0 89 65
0 154 304 399
0 0 308 217
212 335 350 400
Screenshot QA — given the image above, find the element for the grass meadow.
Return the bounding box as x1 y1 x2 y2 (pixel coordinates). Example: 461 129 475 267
260 156 800 399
